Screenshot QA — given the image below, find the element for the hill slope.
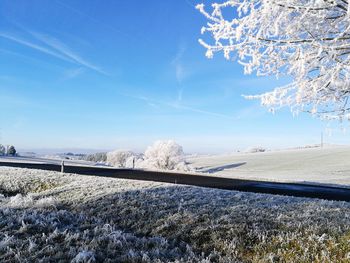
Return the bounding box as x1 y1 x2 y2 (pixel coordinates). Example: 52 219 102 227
190 146 350 187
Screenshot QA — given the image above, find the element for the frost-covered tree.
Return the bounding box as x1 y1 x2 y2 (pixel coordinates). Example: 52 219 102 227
0 144 5 156
143 140 185 170
107 150 134 168
197 0 350 120
7 145 16 156
83 152 107 163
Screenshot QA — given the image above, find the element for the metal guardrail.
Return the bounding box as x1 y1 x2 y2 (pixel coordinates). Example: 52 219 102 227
0 161 349 202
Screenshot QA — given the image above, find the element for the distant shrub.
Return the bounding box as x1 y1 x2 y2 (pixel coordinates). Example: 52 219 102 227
0 144 5 156
107 150 135 168
7 145 17 156
83 152 107 163
245 147 266 153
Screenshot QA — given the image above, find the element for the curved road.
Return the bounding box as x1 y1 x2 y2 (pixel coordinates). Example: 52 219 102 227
0 160 349 202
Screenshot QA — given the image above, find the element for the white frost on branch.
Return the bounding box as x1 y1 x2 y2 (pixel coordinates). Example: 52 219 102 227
107 141 193 172
106 150 134 168
197 0 350 120
142 140 190 171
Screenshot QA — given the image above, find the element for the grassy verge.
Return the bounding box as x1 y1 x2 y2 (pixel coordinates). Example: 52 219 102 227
0 167 349 262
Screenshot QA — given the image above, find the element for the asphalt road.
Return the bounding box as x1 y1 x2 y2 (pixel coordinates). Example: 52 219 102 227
0 160 349 202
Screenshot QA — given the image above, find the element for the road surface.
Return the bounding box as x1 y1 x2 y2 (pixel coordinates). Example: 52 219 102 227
0 159 349 202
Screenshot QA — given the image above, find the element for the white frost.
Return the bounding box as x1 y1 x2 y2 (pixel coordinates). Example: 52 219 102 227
197 0 350 120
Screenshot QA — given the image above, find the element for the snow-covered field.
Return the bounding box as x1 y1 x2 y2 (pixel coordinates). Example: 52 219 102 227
0 155 108 167
190 145 350 187
0 167 350 262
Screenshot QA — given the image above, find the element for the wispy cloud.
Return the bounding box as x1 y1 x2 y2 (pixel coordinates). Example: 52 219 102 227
124 93 235 120
28 31 108 75
171 43 188 103
0 30 107 76
171 43 187 85
175 64 186 85
0 32 74 63
171 43 186 65
235 103 268 120
63 67 85 80
167 101 234 119
0 94 39 109
124 93 267 120
177 88 183 102
54 0 127 37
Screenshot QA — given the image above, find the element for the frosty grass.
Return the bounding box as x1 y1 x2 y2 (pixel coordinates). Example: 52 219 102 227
0 167 349 262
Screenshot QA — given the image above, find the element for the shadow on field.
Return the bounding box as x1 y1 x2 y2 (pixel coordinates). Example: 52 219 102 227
202 162 247 173
0 187 24 197
1 179 350 262
67 184 350 262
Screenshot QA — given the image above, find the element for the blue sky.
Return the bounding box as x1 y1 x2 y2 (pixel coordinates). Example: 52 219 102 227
0 0 349 153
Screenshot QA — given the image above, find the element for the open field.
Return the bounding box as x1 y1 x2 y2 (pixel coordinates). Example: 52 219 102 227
0 155 103 167
0 166 350 262
190 145 350 187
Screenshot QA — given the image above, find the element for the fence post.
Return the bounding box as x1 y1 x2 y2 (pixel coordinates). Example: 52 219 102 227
61 161 65 173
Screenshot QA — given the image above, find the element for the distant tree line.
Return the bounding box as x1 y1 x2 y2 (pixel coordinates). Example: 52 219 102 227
82 152 107 163
78 141 192 172
106 140 193 172
0 145 17 156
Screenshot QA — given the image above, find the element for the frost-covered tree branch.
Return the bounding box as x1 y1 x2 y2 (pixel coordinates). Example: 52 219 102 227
197 0 350 120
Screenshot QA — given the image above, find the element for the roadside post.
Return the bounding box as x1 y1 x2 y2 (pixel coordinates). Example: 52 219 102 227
61 161 65 173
